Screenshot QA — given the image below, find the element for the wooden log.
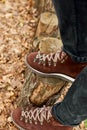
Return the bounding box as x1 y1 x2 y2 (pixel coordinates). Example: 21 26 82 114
32 36 62 53
17 69 68 107
36 12 59 37
34 0 55 13
17 1 68 108
17 37 67 107
29 76 68 106
39 37 62 53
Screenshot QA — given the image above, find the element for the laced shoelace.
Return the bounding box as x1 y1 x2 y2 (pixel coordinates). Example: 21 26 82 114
20 105 52 125
34 50 67 66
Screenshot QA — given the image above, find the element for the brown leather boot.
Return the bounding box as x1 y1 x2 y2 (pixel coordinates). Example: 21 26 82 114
25 50 87 82
12 105 73 130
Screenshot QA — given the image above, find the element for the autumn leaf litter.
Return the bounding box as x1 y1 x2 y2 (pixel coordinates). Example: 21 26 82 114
0 0 38 129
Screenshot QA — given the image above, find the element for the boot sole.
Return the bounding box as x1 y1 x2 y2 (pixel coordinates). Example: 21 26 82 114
25 55 75 83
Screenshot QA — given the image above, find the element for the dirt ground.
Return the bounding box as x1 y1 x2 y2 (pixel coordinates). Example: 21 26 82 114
0 0 87 130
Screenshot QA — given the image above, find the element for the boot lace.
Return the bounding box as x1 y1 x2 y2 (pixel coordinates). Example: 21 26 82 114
34 50 67 66
20 105 52 125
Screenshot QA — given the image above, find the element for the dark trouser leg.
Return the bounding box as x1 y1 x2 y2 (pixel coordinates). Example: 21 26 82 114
52 66 87 126
52 0 87 62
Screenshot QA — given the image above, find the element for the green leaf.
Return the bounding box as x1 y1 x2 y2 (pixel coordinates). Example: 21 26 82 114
84 120 87 128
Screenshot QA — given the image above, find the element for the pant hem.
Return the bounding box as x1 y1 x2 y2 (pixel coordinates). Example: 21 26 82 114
52 103 80 126
63 48 87 63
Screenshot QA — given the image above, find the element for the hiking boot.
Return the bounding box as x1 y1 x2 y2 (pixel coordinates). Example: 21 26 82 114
12 105 73 130
25 50 87 82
